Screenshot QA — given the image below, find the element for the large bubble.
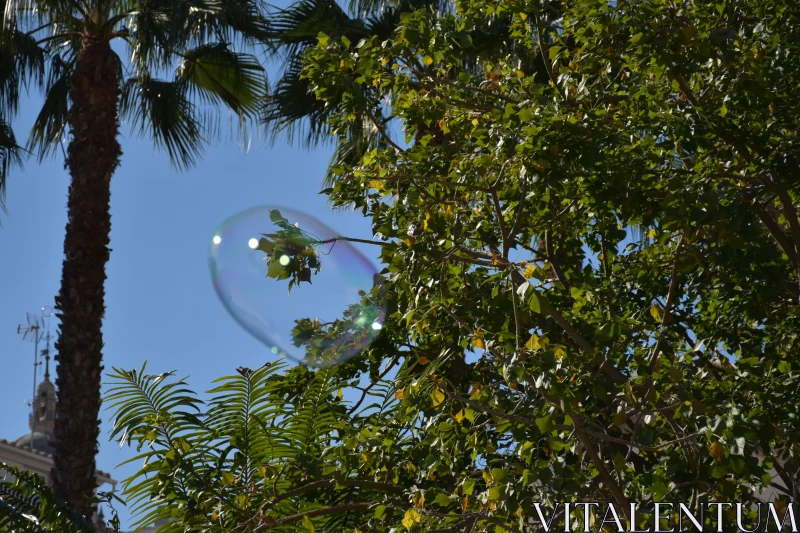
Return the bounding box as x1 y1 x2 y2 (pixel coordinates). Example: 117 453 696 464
209 206 386 368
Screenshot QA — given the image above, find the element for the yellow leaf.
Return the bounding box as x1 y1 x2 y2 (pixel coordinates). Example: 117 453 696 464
482 470 493 484
418 356 430 365
236 494 248 509
523 264 536 279
211 511 218 521
373 78 380 87
516 70 525 78
404 237 414 247
221 472 235 486
461 496 469 512
650 305 662 321
539 336 549 349
423 213 431 231
415 495 425 508
381 57 388 66
472 118 478 126
423 56 434 67
709 442 725 462
519 12 527 20
370 180 384 192
648 228 657 238
431 389 445 407
258 466 267 477
525 334 540 351
469 383 481 400
438 119 446 130
395 388 405 399
455 410 464 423
337 388 343 399
473 336 485 349
302 515 316 532
402 509 421 529
554 346 566 359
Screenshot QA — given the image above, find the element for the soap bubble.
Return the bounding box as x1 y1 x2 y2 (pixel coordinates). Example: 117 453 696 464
209 206 386 368
41 306 53 318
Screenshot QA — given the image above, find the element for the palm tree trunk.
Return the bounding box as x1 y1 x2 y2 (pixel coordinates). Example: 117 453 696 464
51 34 122 521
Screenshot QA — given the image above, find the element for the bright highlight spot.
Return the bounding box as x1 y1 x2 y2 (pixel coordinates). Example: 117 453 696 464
371 322 383 331
248 238 258 249
279 255 290 266
213 235 222 245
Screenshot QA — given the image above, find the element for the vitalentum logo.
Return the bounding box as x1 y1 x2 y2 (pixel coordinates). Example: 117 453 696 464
529 502 796 532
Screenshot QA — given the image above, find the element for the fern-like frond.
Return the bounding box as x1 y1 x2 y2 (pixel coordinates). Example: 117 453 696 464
0 463 99 532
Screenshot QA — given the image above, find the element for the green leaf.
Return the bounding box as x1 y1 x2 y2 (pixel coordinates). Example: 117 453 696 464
434 493 454 506
518 108 534 122
462 479 476 495
529 291 547 314
302 515 316 532
536 415 554 433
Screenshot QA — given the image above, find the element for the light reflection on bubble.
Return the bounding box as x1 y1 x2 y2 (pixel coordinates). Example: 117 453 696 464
209 206 386 367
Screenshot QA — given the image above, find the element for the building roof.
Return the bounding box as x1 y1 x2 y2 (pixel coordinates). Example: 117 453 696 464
0 437 114 481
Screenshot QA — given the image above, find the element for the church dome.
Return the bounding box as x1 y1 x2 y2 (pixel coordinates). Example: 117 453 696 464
37 378 56 396
13 431 55 456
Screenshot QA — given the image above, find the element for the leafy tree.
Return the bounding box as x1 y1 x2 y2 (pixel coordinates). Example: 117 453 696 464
9 0 800 531
0 0 266 519
262 0 539 188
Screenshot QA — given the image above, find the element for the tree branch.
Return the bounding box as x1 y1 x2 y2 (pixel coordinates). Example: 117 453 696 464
761 176 800 301
649 235 685 370
255 502 378 530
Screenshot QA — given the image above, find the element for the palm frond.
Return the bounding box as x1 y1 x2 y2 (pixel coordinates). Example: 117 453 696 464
283 368 342 460
0 118 23 215
26 53 69 160
119 75 207 170
177 42 266 118
0 463 98 532
262 54 331 147
0 25 45 116
105 363 208 529
267 0 360 57
204 363 295 469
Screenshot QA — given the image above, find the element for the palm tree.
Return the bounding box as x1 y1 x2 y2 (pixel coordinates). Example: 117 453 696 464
0 0 267 519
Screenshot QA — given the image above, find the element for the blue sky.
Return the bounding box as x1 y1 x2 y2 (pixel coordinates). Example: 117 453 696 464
0 66 379 528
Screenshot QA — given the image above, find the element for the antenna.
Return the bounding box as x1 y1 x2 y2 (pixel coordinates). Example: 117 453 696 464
16 307 49 452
